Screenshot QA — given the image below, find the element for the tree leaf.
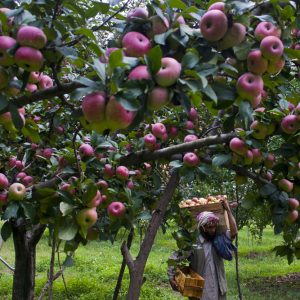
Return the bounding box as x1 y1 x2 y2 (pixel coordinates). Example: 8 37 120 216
145 45 162 75
3 202 19 220
212 154 232 166
181 52 199 69
58 217 78 241
1 221 12 241
60 202 75 216
260 183 277 197
62 255 74 267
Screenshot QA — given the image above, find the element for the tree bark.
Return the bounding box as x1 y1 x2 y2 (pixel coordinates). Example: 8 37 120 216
124 170 180 300
11 220 46 300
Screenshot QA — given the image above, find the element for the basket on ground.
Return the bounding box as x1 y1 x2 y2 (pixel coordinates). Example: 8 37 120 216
175 267 205 298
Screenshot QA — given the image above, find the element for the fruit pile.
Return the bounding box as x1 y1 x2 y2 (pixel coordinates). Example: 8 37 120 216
179 195 227 208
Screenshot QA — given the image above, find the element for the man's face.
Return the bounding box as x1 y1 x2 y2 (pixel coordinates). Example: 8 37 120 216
203 223 217 238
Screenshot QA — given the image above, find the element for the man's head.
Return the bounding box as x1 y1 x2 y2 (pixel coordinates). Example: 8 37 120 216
196 211 219 240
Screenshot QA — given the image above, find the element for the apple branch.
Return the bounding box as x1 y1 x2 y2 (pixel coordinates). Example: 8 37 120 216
121 241 135 272
120 132 236 166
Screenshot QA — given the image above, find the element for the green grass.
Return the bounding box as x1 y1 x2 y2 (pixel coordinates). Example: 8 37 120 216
0 226 299 299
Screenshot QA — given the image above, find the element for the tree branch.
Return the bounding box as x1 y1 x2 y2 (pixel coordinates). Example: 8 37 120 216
120 133 236 166
121 241 135 272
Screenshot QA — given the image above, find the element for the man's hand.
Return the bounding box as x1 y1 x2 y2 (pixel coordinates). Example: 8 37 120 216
220 198 231 212
169 278 179 291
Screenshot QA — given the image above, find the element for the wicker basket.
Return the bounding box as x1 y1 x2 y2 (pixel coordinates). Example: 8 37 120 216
183 202 230 232
175 267 205 298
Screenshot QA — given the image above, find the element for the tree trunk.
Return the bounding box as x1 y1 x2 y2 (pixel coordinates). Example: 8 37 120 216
124 170 180 300
11 220 46 300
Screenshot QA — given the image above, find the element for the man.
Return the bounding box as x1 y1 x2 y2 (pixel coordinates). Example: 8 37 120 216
168 198 238 300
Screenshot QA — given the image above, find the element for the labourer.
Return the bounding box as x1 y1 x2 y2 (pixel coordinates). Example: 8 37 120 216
168 198 238 300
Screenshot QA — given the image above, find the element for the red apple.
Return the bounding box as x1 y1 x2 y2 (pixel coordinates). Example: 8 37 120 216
122 31 151 57
96 180 109 190
185 120 195 130
16 172 27 180
208 2 225 11
267 58 285 74
0 36 16 66
8 183 26 201
127 7 148 20
22 176 33 187
200 10 228 42
184 134 198 143
82 92 106 124
15 46 44 71
218 23 246 50
188 107 198 121
264 153 275 169
144 133 157 149
287 210 299 223
38 75 53 90
251 148 263 164
288 198 299 210
76 208 98 229
26 83 38 93
0 192 8 207
15 160 24 171
250 120 269 139
183 152 200 167
104 164 114 178
168 126 178 138
87 190 102 208
79 143 94 157
128 65 151 80
281 115 299 134
155 57 181 87
260 36 284 61
127 181 134 189
16 25 47 49
107 201 126 217
28 71 40 83
229 137 248 155
254 22 281 41
150 15 170 35
116 166 129 180
243 150 254 165
105 96 136 131
236 72 264 101
0 173 9 189
42 148 53 159
147 87 169 111
99 47 120 63
152 122 167 139
247 50 268 75
278 178 293 192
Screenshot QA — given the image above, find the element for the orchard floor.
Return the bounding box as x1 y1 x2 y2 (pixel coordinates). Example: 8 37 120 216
0 225 299 299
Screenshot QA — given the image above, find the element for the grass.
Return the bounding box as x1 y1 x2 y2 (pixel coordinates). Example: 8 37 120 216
0 226 299 299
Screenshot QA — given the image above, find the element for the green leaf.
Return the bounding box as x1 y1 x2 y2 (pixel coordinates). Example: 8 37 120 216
239 101 253 127
3 202 19 220
109 49 125 69
284 48 300 60
60 202 75 216
181 52 199 69
202 85 217 103
56 46 77 57
82 184 97 205
138 210 152 221
74 76 100 88
92 58 106 82
62 255 74 267
212 154 232 167
233 40 255 60
9 103 24 130
145 45 162 75
168 0 187 9
20 202 36 220
0 94 9 111
169 160 183 168
74 28 97 41
116 97 140 111
1 221 12 241
58 217 78 241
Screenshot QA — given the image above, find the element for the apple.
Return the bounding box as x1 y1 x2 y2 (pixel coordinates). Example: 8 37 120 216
264 153 275 169
99 47 120 63
8 183 26 201
261 171 273 181
168 126 178 138
288 102 295 112
150 15 170 35
0 36 16 66
128 65 151 80
76 208 98 229
184 134 198 143
200 10 228 42
236 72 264 101
243 150 254 165
147 87 169 111
0 66 8 89
155 57 181 87
144 133 157 149
152 122 167 139
183 152 200 167
105 96 136 131
42 148 53 159
55 125 64 134
247 50 268 75
0 192 8 207
267 58 285 74
107 201 126 218
260 36 284 61
173 13 185 25
38 75 53 90
16 172 27 180
82 92 106 124
87 190 102 208
22 176 33 187
15 160 24 171
8 157 17 168
229 137 248 155
127 7 148 20
60 183 76 195
79 143 94 157
250 93 262 108
281 115 299 134
185 120 195 130
287 210 299 223
278 178 293 192
116 166 129 180
250 120 269 139
122 31 151 57
218 23 246 50
127 181 134 190
86 227 100 241
254 22 281 41
188 107 198 121
96 179 109 190
28 71 40 83
208 2 225 11
288 198 299 210
26 83 38 93
0 173 9 189
15 46 44 71
16 25 47 49
251 148 263 164
104 164 114 178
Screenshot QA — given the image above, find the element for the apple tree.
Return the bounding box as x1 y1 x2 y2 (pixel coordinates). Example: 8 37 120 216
0 0 299 299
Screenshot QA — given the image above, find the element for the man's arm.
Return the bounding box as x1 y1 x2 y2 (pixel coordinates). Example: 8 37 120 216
221 198 238 240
